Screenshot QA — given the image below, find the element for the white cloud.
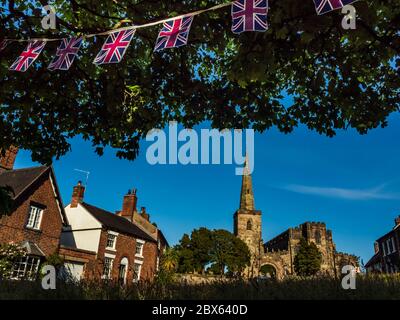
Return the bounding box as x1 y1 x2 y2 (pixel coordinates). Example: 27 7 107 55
281 184 400 200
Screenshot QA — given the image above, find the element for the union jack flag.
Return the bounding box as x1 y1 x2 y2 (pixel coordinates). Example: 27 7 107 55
94 29 135 65
0 39 10 52
154 16 194 52
48 37 83 71
9 40 46 72
313 0 357 15
231 0 268 34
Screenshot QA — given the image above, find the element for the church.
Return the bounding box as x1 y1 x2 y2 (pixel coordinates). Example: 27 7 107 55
233 161 358 279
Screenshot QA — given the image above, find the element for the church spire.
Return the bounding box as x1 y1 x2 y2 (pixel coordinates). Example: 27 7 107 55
240 156 255 211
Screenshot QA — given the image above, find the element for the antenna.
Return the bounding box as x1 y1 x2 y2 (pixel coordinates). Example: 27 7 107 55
74 169 90 189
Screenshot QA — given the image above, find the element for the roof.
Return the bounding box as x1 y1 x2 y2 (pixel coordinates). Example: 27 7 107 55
81 202 156 243
0 166 68 225
21 241 45 257
0 166 49 199
365 252 381 268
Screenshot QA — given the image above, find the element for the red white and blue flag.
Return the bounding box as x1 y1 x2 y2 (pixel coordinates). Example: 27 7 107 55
48 37 83 71
93 29 135 65
313 0 357 15
0 39 10 52
232 0 268 34
154 16 194 51
9 40 46 72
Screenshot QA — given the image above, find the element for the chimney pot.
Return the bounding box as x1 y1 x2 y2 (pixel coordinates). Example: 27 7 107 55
0 146 19 172
120 189 137 221
394 215 400 227
71 181 85 208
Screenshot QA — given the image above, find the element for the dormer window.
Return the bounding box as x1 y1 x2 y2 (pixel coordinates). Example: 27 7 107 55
26 205 44 230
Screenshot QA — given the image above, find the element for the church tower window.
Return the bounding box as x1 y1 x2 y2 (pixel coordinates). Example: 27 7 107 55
247 220 252 231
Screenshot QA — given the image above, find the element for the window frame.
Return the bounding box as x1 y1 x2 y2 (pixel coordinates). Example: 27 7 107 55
11 255 41 280
106 231 118 251
102 256 114 280
135 239 145 257
26 205 44 231
133 260 143 282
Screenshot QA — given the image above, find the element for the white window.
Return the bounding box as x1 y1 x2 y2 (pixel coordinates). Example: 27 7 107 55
106 232 118 250
156 256 160 272
11 256 41 280
26 205 43 230
133 261 142 282
103 257 114 279
135 240 145 257
382 242 387 256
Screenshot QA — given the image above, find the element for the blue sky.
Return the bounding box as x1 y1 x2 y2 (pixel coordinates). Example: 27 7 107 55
14 114 400 265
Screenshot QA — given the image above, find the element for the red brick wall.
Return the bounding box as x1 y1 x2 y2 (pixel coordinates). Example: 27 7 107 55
82 229 158 282
0 172 64 256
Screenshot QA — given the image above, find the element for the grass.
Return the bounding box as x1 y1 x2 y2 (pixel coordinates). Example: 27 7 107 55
0 274 399 300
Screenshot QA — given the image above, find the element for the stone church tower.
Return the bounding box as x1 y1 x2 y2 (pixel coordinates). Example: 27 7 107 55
233 159 263 277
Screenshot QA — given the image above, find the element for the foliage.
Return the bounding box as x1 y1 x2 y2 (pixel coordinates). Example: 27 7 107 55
0 1 399 164
0 243 26 279
175 228 250 276
209 229 250 275
0 274 400 300
155 247 179 286
293 238 323 277
42 252 64 272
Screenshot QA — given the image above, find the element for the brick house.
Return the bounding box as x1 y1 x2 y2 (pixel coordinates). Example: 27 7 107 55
365 216 400 274
61 182 168 283
0 147 68 279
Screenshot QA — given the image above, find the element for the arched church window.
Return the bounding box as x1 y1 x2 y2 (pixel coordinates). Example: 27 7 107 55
247 220 252 231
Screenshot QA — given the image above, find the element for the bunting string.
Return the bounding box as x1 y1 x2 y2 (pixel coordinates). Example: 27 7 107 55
0 0 359 72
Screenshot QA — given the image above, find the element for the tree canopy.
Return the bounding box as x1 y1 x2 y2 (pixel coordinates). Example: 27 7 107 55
293 238 323 277
0 0 399 164
175 228 250 275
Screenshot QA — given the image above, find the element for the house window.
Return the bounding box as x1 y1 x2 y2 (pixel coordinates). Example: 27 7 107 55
106 232 118 250
11 256 41 280
156 256 160 272
135 240 145 257
26 205 43 230
133 262 142 282
382 242 387 256
118 257 128 285
103 257 114 279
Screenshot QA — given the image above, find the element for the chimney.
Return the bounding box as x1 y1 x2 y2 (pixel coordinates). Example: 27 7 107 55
120 189 137 221
0 146 19 172
71 181 85 208
395 216 400 228
374 242 379 254
140 207 150 222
